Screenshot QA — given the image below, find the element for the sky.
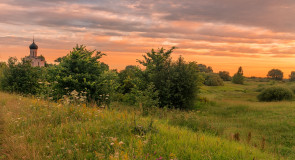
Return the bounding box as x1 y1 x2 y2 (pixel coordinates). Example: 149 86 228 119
1 0 295 77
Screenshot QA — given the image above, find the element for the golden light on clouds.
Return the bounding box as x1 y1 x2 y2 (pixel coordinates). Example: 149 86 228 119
1 0 295 78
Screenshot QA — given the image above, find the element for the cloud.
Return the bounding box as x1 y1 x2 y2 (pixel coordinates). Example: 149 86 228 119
1 0 295 76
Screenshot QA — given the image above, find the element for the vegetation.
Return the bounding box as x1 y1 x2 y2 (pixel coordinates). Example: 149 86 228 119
0 92 275 159
204 73 224 86
219 71 231 81
289 71 295 81
2 45 295 159
257 86 293 101
138 48 202 109
232 66 244 84
47 45 119 106
0 57 43 95
267 69 283 80
198 64 213 73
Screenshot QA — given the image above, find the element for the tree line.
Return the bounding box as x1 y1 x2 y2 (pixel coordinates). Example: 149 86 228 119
0 45 293 109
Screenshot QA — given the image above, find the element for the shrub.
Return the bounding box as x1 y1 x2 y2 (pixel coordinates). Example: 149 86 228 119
257 86 293 101
232 67 244 84
204 73 224 86
219 71 231 81
267 69 283 80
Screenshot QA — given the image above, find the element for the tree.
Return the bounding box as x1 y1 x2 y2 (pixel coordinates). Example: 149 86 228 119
48 45 119 106
219 71 231 81
0 57 42 94
197 64 213 73
138 47 201 109
232 66 244 84
118 65 144 94
289 71 295 82
267 69 283 80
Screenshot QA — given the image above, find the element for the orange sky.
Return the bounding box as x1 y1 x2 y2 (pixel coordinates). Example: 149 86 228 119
1 0 295 78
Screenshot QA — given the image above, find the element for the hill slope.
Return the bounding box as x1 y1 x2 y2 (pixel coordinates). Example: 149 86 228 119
0 92 274 159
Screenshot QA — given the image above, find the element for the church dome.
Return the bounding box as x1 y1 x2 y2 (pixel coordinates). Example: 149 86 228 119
29 41 38 49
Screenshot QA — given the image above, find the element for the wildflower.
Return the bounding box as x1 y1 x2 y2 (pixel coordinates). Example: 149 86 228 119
119 141 124 145
110 142 114 146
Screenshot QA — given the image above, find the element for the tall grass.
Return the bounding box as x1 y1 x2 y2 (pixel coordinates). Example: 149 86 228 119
0 92 274 160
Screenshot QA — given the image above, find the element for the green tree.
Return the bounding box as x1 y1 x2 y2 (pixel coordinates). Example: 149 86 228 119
138 47 201 109
232 66 244 84
290 71 295 82
118 65 145 94
219 71 231 81
48 45 119 106
267 69 283 80
1 57 42 94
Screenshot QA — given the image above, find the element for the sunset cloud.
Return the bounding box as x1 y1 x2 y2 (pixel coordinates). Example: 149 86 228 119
1 0 295 77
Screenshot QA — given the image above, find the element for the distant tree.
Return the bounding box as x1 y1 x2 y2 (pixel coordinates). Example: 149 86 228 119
232 66 244 84
204 73 224 86
219 71 231 81
198 64 213 73
267 69 283 80
289 71 295 82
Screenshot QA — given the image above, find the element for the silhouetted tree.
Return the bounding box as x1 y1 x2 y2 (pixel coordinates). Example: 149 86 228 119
198 64 213 73
289 71 295 82
219 71 231 81
267 69 283 80
232 66 244 84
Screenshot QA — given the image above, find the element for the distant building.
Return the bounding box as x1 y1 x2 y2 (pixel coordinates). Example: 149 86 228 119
24 39 46 67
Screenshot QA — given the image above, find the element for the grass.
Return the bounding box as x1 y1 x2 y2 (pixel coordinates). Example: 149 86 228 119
0 92 275 160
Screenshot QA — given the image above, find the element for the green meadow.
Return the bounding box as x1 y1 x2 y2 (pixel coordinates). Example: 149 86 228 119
1 79 295 159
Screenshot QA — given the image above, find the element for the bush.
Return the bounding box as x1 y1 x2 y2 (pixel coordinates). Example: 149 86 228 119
204 73 224 86
219 71 231 81
257 86 293 101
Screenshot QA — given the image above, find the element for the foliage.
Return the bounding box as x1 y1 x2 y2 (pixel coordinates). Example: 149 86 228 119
48 45 119 106
267 69 283 80
232 66 244 84
138 47 202 109
0 57 43 95
219 71 231 81
0 62 6 83
204 73 224 86
289 71 295 82
198 64 213 73
257 86 293 101
118 65 145 94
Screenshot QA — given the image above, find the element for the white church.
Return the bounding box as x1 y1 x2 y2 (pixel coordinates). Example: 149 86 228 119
24 39 46 67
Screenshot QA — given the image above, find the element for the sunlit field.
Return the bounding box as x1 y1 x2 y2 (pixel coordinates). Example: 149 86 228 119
0 91 275 160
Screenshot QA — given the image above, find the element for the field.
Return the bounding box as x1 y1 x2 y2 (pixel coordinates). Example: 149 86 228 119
1 79 295 159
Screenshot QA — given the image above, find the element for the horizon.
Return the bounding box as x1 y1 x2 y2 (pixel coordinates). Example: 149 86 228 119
1 0 295 78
